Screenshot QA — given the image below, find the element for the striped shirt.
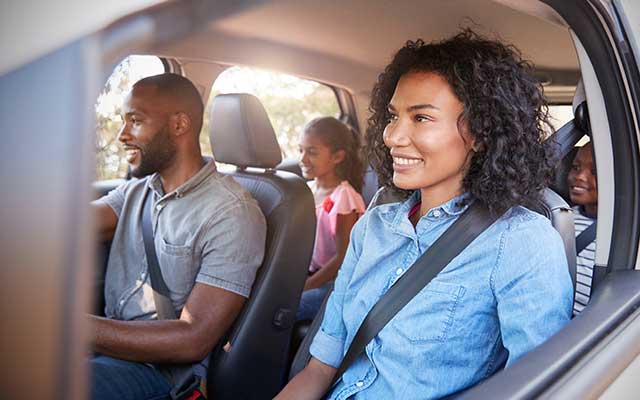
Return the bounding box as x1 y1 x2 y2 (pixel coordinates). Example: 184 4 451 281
572 206 597 316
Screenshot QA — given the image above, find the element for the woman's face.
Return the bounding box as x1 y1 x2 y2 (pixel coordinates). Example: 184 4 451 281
383 71 474 200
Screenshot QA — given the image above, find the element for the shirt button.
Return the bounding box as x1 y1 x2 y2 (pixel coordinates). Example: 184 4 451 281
395 268 403 275
356 381 364 387
119 299 125 305
433 209 442 218
155 204 162 211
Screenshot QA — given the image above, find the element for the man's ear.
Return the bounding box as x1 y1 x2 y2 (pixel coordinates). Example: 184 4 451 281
170 112 191 137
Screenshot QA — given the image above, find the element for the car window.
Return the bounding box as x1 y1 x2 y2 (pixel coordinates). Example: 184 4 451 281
548 104 590 146
95 55 165 180
549 105 573 129
201 66 340 160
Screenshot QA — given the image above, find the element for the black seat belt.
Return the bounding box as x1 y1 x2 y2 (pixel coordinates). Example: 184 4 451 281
326 202 498 395
142 188 205 400
575 222 596 255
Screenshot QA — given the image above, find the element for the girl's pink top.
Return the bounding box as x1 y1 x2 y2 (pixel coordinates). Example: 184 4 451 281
309 181 366 273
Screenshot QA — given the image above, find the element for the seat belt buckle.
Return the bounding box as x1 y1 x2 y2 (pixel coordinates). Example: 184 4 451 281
169 373 205 400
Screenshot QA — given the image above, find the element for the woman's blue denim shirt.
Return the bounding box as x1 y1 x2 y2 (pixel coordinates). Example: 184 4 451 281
309 192 573 399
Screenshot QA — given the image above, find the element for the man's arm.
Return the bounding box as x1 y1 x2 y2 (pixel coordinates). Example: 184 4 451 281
91 282 245 363
91 201 118 242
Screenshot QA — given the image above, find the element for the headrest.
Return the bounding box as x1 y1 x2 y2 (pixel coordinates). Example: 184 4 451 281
572 80 591 136
209 93 282 168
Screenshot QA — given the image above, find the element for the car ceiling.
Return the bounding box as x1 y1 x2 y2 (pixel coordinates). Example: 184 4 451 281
0 0 165 75
153 0 578 97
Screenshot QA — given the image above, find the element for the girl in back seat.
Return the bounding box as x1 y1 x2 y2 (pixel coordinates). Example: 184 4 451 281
278 29 573 400
296 116 366 321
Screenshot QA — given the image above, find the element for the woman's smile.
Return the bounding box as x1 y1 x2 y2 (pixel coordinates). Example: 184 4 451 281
391 154 424 171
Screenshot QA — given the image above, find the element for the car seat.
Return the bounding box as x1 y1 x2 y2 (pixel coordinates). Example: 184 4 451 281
206 93 316 399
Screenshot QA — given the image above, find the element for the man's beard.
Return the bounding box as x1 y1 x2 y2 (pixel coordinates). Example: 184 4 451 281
130 125 177 178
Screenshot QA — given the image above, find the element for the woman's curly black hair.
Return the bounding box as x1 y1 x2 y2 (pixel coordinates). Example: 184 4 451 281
365 29 557 214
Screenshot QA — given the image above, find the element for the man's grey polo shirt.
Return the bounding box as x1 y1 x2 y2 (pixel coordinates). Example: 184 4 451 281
97 160 266 321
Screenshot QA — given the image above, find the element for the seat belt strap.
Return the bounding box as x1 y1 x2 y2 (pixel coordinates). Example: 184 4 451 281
327 202 498 393
554 120 585 161
575 222 596 255
141 187 205 400
142 187 178 320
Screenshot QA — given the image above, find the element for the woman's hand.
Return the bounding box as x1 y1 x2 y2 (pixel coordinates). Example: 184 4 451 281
275 357 337 400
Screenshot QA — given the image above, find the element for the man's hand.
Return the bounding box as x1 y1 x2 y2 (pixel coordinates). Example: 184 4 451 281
92 283 245 363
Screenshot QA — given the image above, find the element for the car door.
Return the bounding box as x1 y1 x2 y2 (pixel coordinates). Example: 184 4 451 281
456 1 640 398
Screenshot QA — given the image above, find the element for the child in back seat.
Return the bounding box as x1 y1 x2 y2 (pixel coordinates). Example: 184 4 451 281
296 117 366 321
567 141 598 315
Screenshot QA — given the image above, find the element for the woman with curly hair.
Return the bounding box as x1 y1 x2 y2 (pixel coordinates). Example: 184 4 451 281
278 30 573 400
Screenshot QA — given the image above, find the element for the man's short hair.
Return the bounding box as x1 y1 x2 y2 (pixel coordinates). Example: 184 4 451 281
134 73 205 132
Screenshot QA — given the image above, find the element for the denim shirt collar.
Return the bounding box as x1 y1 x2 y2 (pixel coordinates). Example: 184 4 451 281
379 191 472 236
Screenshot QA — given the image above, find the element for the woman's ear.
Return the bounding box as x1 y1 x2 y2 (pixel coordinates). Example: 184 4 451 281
459 119 479 152
471 138 486 153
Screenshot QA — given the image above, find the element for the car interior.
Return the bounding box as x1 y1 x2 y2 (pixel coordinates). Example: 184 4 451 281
2 0 639 399
92 1 640 398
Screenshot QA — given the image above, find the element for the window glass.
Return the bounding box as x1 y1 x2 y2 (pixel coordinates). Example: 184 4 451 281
95 56 165 180
201 66 340 159
548 105 574 134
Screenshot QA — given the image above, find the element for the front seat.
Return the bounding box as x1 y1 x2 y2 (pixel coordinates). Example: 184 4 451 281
206 93 316 399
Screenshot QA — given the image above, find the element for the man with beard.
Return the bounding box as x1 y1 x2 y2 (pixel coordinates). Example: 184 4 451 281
90 73 266 400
